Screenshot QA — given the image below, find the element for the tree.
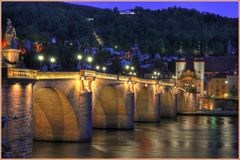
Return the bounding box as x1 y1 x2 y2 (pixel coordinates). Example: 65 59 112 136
229 85 238 99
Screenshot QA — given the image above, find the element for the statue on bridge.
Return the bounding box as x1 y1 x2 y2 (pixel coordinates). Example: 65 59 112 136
2 18 23 67
4 18 17 49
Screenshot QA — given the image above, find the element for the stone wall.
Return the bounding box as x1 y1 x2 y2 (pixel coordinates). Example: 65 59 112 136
200 97 238 111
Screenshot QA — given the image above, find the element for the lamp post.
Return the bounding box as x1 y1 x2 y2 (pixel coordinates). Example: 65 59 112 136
102 66 107 72
125 65 130 70
77 54 83 69
50 57 56 71
153 71 160 79
86 56 93 69
96 65 100 71
38 55 44 70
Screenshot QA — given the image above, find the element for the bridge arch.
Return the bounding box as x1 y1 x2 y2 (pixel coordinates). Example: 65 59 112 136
93 85 131 128
33 87 81 141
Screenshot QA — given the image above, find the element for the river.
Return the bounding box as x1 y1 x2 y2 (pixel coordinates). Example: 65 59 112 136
32 116 238 158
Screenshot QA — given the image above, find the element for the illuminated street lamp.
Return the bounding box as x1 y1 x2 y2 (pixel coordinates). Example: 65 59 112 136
87 56 93 63
86 56 93 69
125 65 130 70
38 55 44 70
50 57 56 71
225 80 228 84
38 55 44 61
77 54 83 69
129 72 133 75
96 65 100 70
131 66 135 70
77 54 83 60
154 71 157 75
50 57 56 63
133 72 137 76
102 66 107 72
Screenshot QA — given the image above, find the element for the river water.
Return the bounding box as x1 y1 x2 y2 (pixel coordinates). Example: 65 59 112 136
32 116 238 158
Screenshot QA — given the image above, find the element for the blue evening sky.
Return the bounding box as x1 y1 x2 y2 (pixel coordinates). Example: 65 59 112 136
69 2 238 18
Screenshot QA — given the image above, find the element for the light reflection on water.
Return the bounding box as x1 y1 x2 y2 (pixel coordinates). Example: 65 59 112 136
33 116 238 158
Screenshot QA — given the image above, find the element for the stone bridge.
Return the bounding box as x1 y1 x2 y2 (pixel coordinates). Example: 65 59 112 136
3 68 199 147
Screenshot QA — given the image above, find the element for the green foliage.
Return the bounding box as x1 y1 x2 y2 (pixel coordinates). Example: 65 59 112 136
229 85 238 99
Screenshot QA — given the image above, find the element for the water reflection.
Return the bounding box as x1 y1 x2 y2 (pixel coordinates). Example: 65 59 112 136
4 84 33 158
32 116 238 158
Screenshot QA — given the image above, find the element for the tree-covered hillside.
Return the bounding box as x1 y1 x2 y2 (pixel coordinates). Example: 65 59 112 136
2 2 238 56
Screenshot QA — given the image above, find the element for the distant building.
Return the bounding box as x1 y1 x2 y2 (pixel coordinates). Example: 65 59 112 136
175 57 204 94
139 53 150 61
204 56 238 78
154 53 161 60
51 37 57 44
140 61 153 69
207 72 238 99
207 73 228 98
120 10 135 15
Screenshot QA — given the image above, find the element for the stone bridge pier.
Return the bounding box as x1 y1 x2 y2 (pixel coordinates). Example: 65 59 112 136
134 83 161 122
92 76 134 129
160 86 178 118
33 79 92 142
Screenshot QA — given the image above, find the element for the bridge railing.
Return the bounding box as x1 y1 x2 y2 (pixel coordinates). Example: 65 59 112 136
36 71 80 80
7 68 37 79
6 69 177 87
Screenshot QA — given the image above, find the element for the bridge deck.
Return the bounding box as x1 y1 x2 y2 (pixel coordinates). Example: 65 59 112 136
5 68 181 89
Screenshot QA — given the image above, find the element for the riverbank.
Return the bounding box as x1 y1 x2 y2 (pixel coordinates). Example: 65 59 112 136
179 111 238 117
